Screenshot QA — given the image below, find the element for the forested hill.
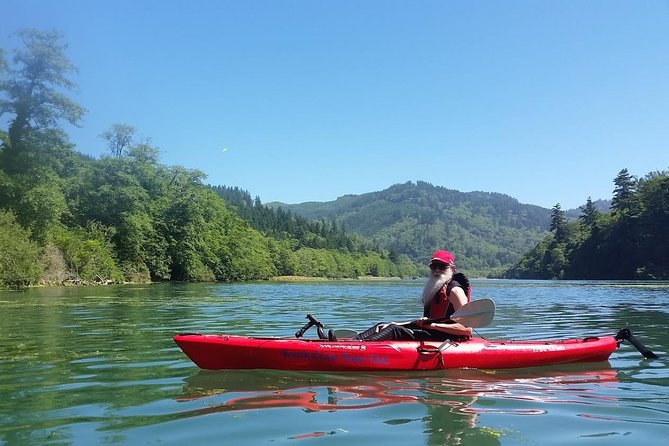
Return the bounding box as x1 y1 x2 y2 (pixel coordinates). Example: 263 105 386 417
505 169 669 280
0 30 414 288
268 181 552 273
211 185 384 255
565 199 611 219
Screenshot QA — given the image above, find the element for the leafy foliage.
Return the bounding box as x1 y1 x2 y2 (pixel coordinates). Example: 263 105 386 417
50 224 124 283
0 30 84 150
0 210 43 288
1 130 413 286
212 186 417 279
506 169 669 279
269 181 551 274
214 186 371 252
0 31 413 287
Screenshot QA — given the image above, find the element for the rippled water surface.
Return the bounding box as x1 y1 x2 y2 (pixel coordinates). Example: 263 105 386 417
1 280 668 445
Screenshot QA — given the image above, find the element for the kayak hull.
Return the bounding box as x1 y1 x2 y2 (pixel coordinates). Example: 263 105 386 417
173 334 618 371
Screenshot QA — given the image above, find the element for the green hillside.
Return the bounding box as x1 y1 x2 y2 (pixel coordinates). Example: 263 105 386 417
505 169 669 280
269 181 552 274
0 30 413 288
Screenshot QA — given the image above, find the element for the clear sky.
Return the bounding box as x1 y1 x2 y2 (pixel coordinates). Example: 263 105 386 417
3 0 668 209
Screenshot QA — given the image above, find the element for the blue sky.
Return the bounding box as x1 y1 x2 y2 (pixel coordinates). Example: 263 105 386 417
3 0 668 209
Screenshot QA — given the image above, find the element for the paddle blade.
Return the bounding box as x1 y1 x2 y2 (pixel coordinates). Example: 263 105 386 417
332 329 359 339
450 298 495 328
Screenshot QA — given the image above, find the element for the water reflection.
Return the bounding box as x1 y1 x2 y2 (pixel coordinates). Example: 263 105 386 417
180 370 419 411
1 281 664 445
176 364 620 444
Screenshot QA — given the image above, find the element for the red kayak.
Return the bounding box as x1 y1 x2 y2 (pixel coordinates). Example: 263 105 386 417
174 306 655 371
173 333 619 371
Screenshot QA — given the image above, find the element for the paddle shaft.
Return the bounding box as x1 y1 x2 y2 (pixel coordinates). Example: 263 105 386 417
616 328 658 359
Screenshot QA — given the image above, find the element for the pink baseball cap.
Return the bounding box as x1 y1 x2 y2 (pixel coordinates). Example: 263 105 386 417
430 250 455 265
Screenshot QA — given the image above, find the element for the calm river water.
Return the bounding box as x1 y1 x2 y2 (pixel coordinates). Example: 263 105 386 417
1 280 668 445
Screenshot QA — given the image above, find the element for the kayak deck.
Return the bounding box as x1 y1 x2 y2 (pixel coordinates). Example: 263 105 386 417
173 333 619 371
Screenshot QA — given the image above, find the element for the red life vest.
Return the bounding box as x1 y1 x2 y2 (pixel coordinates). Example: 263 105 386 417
424 276 471 320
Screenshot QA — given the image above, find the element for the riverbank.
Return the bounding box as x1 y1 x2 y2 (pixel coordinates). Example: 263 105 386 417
1 275 409 290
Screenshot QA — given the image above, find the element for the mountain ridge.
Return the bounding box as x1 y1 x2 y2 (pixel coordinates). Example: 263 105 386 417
265 181 571 273
267 190 610 217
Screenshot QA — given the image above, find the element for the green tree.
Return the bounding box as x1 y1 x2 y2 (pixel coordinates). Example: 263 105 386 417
635 171 669 277
550 203 567 242
0 161 15 208
507 169 669 280
0 29 84 150
127 139 160 165
579 197 600 230
15 173 68 244
51 224 124 283
611 168 639 218
100 123 136 158
0 210 43 288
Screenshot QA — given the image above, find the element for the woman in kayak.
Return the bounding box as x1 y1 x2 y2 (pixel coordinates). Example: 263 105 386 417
346 250 473 342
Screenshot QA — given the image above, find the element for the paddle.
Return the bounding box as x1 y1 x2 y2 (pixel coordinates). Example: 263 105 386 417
332 298 496 339
447 298 496 328
615 328 658 359
331 328 361 339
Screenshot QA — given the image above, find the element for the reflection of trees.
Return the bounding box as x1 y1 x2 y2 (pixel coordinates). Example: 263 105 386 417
419 374 481 445
0 284 205 445
422 365 619 445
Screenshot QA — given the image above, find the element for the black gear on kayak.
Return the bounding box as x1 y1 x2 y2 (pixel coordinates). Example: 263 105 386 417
355 323 468 342
615 328 631 341
295 314 327 339
355 324 416 341
615 328 658 359
452 272 471 300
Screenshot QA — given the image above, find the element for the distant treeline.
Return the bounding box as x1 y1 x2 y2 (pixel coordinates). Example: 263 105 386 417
213 186 369 253
0 30 414 288
505 168 669 279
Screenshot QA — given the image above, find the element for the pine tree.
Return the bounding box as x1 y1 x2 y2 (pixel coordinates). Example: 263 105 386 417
1 30 85 149
579 197 600 230
550 203 567 242
611 169 639 217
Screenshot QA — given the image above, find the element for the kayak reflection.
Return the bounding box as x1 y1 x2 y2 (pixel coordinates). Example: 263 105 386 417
176 364 619 441
178 369 479 443
178 369 423 412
